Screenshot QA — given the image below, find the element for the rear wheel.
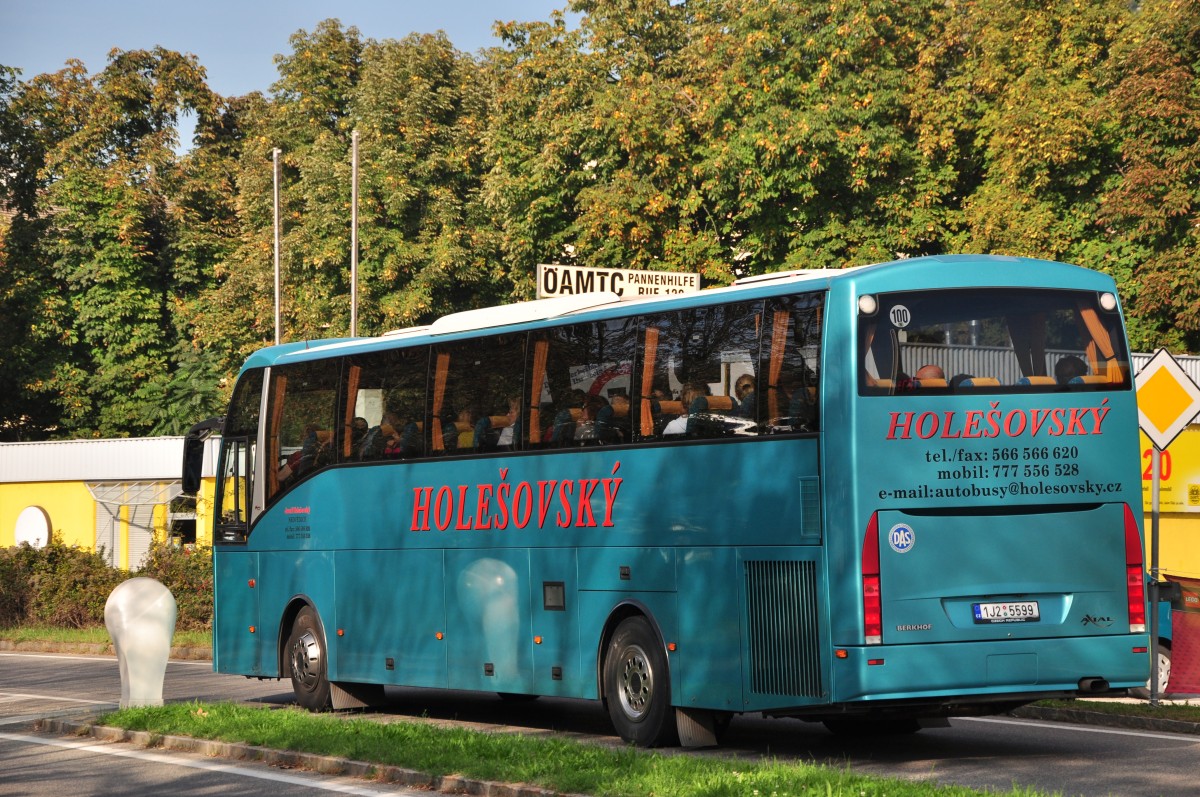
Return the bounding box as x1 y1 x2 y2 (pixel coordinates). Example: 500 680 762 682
603 616 677 747
286 607 331 710
1131 643 1172 699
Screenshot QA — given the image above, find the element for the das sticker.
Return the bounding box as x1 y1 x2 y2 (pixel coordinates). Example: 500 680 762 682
889 305 911 328
888 523 915 554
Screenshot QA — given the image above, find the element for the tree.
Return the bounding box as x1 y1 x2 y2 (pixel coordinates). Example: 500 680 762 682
1096 0 1200 351
24 49 217 436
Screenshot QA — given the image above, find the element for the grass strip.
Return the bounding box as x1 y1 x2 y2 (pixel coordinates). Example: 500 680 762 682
0 625 210 649
100 702 1053 797
1033 698 1200 723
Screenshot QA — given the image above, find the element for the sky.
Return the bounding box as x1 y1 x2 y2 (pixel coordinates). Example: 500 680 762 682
0 0 573 97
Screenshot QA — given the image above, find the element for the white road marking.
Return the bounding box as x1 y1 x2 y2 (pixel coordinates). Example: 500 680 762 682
960 715 1200 743
0 730 403 795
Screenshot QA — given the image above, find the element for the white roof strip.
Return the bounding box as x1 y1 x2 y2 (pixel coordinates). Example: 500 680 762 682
429 291 621 335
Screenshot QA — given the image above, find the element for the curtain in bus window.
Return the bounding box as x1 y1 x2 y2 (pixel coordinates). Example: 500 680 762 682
266 360 340 501
344 346 430 461
638 302 762 441
432 336 525 454
536 319 636 448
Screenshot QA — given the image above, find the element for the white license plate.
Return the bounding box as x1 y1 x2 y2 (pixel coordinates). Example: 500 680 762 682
973 601 1040 623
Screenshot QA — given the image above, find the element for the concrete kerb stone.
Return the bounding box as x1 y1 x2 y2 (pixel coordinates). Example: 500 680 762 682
32 716 574 797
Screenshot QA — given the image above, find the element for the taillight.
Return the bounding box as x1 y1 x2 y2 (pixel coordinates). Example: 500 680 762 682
863 512 882 644
1123 503 1146 633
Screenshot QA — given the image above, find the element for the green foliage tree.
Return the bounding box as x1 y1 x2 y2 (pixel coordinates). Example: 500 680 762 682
6 3 1200 440
1095 0 1200 351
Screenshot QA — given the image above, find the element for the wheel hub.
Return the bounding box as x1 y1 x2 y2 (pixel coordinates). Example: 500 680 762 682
290 630 322 691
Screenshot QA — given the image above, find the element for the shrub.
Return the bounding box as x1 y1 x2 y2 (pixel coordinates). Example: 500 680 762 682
0 544 40 626
135 543 213 631
0 541 214 632
25 542 125 628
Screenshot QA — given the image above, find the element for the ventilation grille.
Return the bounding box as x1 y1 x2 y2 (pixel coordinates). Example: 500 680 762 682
745 559 823 697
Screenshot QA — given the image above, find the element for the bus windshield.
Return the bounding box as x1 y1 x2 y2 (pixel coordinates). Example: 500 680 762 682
859 288 1130 394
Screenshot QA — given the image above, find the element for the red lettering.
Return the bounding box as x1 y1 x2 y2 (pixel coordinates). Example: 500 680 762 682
433 486 453 531
887 412 914 440
537 480 558 527
916 412 940 439
962 410 983 438
556 481 574 527
1066 408 1088 435
495 482 511 529
513 482 533 528
474 484 494 529
938 411 962 438
411 487 433 531
601 476 623 527
575 479 599 527
455 485 473 530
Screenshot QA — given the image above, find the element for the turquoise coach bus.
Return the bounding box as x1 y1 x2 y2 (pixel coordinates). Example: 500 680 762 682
183 254 1149 747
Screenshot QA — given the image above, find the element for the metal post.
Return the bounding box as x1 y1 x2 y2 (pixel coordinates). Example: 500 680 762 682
1150 446 1161 705
350 130 359 338
273 147 282 346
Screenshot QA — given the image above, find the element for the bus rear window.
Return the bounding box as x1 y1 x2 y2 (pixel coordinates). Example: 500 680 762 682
858 288 1130 394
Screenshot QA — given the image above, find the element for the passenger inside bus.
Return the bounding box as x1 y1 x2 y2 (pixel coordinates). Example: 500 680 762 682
734 374 755 418
1055 355 1088 384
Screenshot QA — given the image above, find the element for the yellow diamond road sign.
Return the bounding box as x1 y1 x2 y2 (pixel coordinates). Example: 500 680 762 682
1136 349 1200 450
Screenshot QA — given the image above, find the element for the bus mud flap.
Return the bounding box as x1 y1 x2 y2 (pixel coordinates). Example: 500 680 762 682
331 681 385 710
675 707 718 748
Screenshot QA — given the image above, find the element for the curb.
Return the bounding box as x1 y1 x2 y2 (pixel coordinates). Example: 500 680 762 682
34 716 578 797
1010 705 1200 735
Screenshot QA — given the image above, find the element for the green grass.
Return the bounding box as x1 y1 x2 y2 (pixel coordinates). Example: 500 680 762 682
0 625 210 650
1034 698 1200 723
100 702 1053 797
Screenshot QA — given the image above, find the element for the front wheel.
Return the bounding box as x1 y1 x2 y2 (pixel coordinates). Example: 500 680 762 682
286 606 331 710
603 616 677 747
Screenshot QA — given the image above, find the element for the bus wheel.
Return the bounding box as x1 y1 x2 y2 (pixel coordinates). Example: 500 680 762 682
287 607 331 711
603 616 678 747
1131 643 1172 700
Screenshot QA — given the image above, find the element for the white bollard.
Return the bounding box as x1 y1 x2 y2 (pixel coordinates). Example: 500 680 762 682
104 577 177 708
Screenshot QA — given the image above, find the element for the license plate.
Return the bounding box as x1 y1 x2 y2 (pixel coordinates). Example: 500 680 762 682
973 601 1040 623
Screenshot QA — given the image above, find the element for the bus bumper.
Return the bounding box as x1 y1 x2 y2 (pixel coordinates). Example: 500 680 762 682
829 635 1149 704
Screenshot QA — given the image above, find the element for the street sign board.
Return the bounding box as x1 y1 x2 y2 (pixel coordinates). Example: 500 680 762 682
536 263 700 300
1136 348 1200 451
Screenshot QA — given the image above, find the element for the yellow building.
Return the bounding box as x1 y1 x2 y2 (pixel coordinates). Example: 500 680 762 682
0 437 217 569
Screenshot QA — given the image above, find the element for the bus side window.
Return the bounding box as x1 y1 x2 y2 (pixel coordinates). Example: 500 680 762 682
637 302 762 441
345 346 429 462
432 336 525 455
762 294 822 433
534 319 636 449
265 360 340 502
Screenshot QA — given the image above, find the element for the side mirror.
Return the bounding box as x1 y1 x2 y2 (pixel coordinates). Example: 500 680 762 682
182 417 223 494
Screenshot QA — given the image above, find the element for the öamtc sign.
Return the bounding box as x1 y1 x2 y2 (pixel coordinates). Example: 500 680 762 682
537 263 700 300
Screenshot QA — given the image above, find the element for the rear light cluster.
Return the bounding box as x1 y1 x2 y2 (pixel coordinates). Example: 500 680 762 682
1123 503 1147 633
862 512 882 644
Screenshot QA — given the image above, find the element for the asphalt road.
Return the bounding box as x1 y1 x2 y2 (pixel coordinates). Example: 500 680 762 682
3 651 1199 797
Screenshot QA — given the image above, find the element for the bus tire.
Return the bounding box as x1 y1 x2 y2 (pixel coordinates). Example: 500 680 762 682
1131 642 1172 700
603 616 678 747
286 606 331 711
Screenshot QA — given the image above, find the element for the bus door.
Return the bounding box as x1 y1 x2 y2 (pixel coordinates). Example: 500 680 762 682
445 549 534 694
213 551 262 674
528 548 582 696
